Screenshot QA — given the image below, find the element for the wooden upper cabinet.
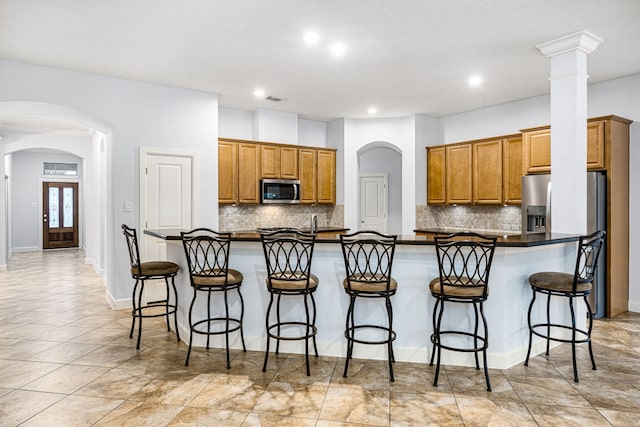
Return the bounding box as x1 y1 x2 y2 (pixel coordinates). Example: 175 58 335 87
261 145 299 179
523 128 551 174
237 142 261 204
316 149 336 204
280 146 298 179
587 120 605 170
503 135 523 205
473 139 503 205
426 146 446 205
299 148 317 204
445 143 472 204
260 145 280 178
218 140 237 204
523 120 607 174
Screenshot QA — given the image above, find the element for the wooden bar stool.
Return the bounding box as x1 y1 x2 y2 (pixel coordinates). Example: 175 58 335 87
121 224 180 350
340 231 397 382
430 232 497 391
525 230 606 382
260 229 318 376
181 228 246 368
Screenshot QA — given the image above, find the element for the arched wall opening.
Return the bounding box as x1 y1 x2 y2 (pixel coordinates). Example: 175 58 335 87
0 101 112 278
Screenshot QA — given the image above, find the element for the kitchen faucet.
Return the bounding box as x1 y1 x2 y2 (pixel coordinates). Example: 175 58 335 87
309 214 318 233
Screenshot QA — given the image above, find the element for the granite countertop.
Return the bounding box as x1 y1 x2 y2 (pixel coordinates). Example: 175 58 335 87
145 227 580 247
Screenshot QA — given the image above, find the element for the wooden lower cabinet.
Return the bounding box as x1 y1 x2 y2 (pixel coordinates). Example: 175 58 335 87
445 143 472 204
426 146 446 205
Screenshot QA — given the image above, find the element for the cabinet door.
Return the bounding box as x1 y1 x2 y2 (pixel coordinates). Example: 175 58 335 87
260 145 280 178
426 146 446 205
445 144 472 204
587 120 605 170
299 149 317 204
523 128 551 174
218 140 237 204
503 136 523 205
280 147 299 179
317 149 336 204
473 139 503 204
237 143 261 204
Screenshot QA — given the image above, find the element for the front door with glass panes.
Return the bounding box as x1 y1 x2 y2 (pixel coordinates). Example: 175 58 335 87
43 182 79 249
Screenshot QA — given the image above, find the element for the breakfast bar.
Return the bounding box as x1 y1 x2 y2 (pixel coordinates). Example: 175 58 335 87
145 229 581 369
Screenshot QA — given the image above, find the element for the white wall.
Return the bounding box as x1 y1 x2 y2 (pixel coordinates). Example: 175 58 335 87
219 107 252 139
0 59 219 303
9 149 82 251
414 115 440 205
252 108 298 144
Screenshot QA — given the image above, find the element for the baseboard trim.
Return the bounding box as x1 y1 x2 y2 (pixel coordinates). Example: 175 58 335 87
105 289 131 311
628 300 640 313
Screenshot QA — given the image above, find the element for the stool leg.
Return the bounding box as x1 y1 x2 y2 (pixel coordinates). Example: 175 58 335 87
569 296 579 382
164 277 171 332
584 294 597 371
473 302 480 370
185 288 197 366
129 279 140 340
224 288 231 369
429 298 440 366
238 287 247 352
433 297 445 387
135 280 145 350
385 295 395 382
263 293 275 372
275 294 282 355
545 291 551 356
304 293 311 376
311 292 319 357
343 295 356 378
206 290 212 349
171 276 180 342
524 290 537 366
480 301 491 392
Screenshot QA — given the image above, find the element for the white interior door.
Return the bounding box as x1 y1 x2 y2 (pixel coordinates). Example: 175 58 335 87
359 174 388 232
140 150 193 302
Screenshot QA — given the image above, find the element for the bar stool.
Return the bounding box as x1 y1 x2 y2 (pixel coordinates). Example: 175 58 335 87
121 224 180 350
525 230 606 382
340 231 397 381
260 229 318 376
429 232 497 391
181 228 246 368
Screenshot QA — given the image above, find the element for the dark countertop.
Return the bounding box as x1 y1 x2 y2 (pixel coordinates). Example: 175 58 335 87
145 227 580 247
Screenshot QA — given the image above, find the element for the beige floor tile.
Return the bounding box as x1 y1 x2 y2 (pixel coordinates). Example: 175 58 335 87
390 391 463 426
456 397 537 426
243 412 317 427
572 378 640 412
129 370 213 406
0 389 66 426
332 358 393 390
167 407 248 426
319 384 389 426
508 376 591 407
188 372 268 412
526 403 612 427
27 341 103 363
71 344 140 367
252 381 328 418
598 409 640 426
20 395 123 427
93 400 183 427
447 367 520 401
74 367 160 399
22 364 110 394
0 360 61 388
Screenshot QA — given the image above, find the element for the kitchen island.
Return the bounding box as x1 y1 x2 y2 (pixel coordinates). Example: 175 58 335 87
145 228 581 369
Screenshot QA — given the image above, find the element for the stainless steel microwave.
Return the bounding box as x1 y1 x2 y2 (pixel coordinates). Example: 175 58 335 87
261 179 301 204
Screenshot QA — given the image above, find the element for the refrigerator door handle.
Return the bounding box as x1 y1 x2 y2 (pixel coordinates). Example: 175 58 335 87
546 181 552 232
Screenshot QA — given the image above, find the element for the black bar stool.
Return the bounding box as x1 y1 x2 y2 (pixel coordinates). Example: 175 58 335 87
525 230 606 382
121 224 180 350
181 228 246 368
430 232 497 391
339 231 397 382
260 229 318 376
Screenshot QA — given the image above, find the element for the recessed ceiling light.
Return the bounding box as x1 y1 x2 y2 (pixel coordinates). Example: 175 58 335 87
303 31 320 45
368 107 378 114
254 88 265 98
329 42 347 57
468 75 483 87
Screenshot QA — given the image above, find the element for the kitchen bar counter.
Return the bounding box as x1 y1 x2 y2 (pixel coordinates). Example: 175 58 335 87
145 227 582 369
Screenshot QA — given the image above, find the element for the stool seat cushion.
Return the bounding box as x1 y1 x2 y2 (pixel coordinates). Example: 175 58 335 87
266 273 319 290
132 261 179 277
429 277 487 298
344 274 397 292
192 269 244 287
529 272 592 293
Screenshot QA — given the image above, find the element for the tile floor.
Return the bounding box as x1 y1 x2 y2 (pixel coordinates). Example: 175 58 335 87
1 250 639 426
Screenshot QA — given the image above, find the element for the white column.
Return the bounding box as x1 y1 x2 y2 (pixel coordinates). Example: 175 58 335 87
536 31 602 234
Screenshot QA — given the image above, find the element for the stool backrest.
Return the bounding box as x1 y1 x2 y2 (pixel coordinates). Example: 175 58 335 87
434 232 497 298
340 231 397 293
260 230 316 290
574 230 606 288
122 224 143 277
181 228 232 285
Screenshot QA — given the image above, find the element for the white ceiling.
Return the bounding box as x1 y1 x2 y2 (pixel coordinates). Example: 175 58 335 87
1 0 639 126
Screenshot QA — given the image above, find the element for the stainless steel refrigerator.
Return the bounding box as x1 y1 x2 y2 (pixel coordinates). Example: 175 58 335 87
521 172 607 318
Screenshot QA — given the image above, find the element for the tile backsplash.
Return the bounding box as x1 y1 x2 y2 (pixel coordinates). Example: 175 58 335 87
219 204 344 231
416 204 521 233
